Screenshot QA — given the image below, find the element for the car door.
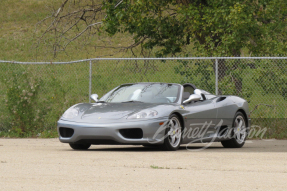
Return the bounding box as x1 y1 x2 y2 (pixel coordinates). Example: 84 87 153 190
181 99 218 143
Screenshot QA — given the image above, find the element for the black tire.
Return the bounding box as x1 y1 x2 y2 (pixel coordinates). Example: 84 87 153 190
221 111 248 148
69 143 91 150
160 114 182 151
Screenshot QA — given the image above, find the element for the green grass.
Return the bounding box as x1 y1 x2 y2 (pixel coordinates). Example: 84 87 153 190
0 0 137 62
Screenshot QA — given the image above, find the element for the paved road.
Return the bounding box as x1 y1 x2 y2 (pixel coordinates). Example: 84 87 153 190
0 139 286 190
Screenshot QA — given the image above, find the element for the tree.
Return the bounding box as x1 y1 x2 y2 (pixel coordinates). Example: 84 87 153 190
102 0 287 94
35 0 105 58
37 0 287 98
37 0 287 57
103 0 287 56
35 0 142 58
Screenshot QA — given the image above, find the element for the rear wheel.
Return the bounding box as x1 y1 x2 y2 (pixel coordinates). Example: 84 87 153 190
221 112 248 148
160 114 182 151
69 143 91 150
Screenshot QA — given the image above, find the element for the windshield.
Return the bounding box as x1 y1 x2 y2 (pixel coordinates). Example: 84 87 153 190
100 83 180 103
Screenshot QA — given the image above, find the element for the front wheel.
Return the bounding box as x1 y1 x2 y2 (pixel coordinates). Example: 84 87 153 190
160 114 182 151
221 112 248 148
69 143 91 150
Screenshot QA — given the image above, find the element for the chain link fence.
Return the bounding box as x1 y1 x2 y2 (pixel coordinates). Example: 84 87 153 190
0 57 286 137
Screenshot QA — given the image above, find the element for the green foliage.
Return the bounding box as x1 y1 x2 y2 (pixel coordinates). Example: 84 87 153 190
218 61 253 102
252 60 287 100
0 66 73 137
103 0 287 56
44 73 71 124
174 59 253 101
174 59 215 93
0 0 286 139
2 69 49 137
251 119 287 139
103 0 187 56
219 75 253 102
103 0 287 103
0 60 286 139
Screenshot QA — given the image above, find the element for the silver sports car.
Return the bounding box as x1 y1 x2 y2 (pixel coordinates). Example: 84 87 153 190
57 83 251 151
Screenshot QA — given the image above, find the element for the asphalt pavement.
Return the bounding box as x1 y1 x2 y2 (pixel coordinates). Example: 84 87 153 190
0 139 286 190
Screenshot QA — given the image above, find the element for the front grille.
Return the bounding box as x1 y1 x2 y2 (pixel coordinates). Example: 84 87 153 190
119 128 143 139
59 127 74 138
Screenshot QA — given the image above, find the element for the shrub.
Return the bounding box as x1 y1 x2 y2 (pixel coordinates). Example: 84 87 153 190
2 69 50 137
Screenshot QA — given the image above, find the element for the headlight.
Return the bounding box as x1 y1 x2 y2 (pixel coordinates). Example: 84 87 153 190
128 109 158 119
62 107 79 119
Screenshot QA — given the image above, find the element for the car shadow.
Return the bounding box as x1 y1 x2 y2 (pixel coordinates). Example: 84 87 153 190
61 140 287 152
65 145 237 152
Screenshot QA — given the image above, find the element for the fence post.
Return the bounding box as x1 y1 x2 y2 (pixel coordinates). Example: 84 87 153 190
215 59 218 96
89 60 92 103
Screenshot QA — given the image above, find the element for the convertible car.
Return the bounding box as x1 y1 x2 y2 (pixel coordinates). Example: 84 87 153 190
57 83 251 151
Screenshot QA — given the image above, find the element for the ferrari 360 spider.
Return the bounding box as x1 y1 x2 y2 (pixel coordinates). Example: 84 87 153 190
57 83 251 151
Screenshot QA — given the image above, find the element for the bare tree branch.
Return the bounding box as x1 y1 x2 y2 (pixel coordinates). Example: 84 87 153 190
55 0 69 17
35 0 106 57
63 21 102 49
34 0 157 59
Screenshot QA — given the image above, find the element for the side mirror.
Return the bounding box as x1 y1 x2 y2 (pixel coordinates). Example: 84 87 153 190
183 94 201 104
90 94 98 102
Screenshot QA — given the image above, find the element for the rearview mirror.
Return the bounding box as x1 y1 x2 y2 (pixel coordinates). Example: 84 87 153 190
90 94 98 102
183 94 201 104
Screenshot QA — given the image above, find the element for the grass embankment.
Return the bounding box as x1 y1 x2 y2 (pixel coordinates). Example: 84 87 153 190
0 0 135 62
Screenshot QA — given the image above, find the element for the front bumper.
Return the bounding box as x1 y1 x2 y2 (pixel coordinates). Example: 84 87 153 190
57 118 168 145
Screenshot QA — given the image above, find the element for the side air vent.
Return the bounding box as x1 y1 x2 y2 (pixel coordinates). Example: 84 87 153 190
119 128 143 139
216 97 226 102
59 127 74 138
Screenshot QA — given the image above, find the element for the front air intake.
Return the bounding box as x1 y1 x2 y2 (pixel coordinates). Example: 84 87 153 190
119 128 143 139
59 127 74 138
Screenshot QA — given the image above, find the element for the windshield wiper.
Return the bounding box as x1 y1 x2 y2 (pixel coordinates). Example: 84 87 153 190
122 100 143 103
97 101 106 103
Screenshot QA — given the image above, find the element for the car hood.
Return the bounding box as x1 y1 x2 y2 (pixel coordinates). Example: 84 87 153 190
80 102 162 120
